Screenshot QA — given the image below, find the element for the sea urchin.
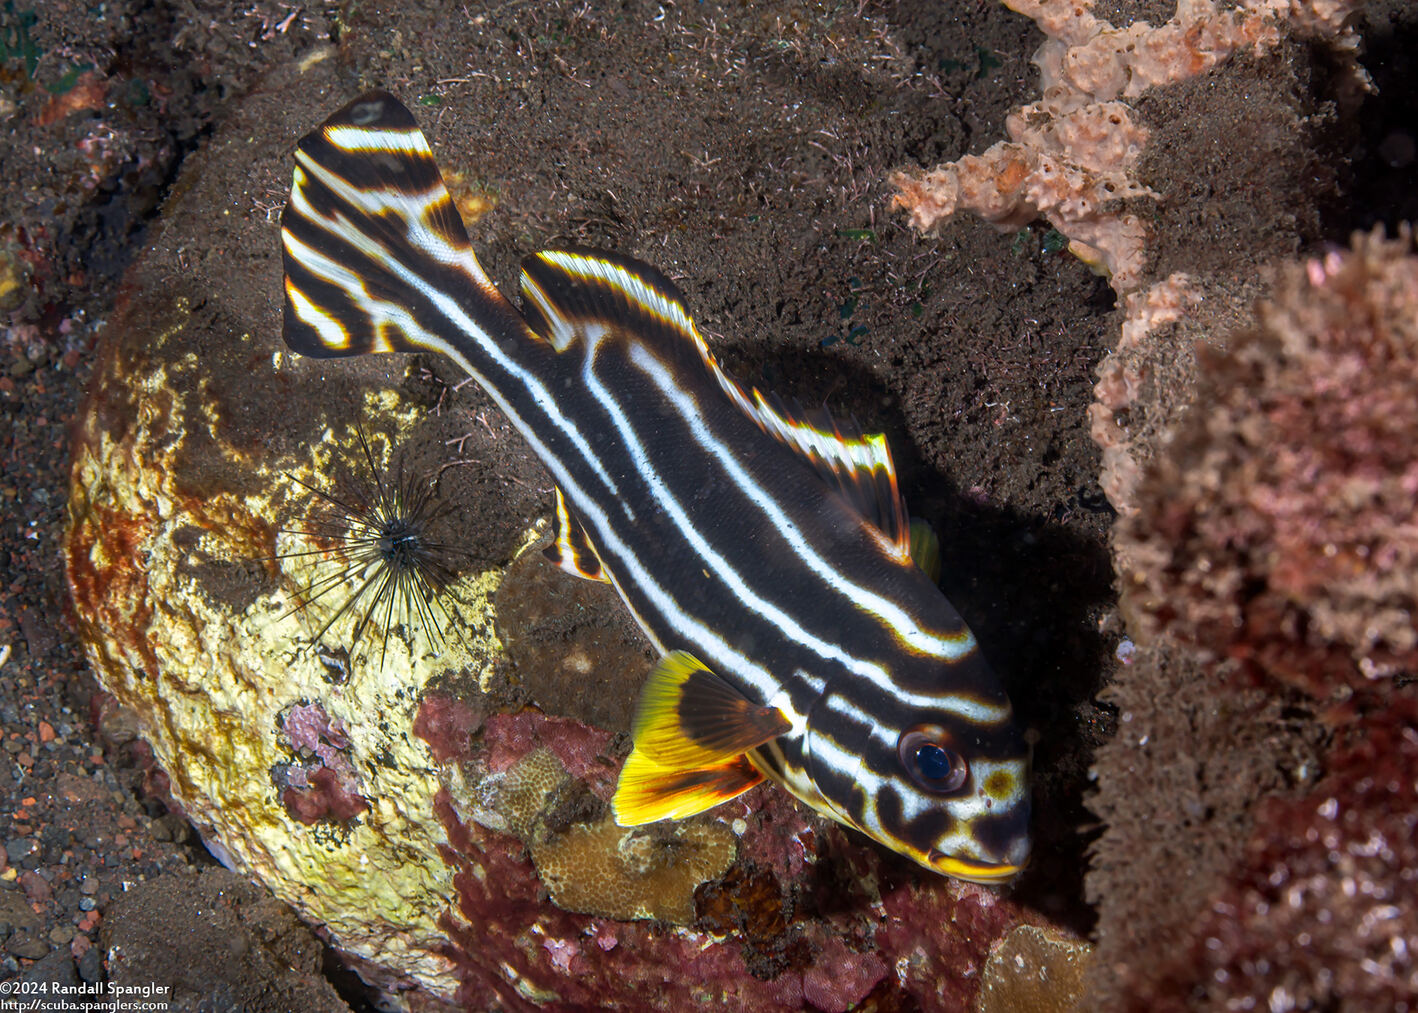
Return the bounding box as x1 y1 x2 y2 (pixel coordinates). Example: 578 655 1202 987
278 429 464 669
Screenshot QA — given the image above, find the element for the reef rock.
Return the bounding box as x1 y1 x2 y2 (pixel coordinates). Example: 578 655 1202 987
893 0 1369 519
1087 229 1418 1008
1127 690 1418 1011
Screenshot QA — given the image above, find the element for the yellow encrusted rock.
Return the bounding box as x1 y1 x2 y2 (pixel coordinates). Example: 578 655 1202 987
64 295 517 997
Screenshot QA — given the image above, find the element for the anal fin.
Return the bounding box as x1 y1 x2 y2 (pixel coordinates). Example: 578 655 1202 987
543 487 608 582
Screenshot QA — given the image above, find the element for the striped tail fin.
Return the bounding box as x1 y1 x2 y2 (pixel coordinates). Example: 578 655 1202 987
280 91 525 359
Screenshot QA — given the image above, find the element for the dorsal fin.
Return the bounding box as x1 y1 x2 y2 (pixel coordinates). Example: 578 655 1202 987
519 246 911 556
519 248 710 360
739 395 910 557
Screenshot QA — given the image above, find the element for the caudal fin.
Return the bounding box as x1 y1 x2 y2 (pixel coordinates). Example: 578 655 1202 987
279 91 520 359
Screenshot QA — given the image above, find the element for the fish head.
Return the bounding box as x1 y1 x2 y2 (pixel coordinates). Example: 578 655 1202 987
802 672 1030 884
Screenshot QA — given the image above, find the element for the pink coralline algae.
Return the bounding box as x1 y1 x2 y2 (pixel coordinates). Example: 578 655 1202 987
412 693 483 764
875 866 1024 1011
282 767 369 825
800 937 888 1013
1122 692 1418 1011
482 709 620 800
283 701 351 757
1115 228 1418 695
433 789 807 1012
276 702 367 825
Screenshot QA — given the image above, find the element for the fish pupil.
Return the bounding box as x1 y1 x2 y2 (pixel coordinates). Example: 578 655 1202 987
915 743 953 781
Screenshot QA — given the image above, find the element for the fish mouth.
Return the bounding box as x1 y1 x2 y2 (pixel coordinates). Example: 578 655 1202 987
926 849 1024 884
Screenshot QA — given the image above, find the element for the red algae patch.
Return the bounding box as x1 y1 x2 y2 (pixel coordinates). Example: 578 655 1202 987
801 936 888 1013
412 693 484 764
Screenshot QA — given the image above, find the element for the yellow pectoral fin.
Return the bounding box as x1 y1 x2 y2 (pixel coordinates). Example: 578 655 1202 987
632 651 791 769
611 747 764 825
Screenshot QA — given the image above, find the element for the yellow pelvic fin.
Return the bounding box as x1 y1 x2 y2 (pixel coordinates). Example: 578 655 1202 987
612 747 763 825
632 651 791 769
542 487 608 582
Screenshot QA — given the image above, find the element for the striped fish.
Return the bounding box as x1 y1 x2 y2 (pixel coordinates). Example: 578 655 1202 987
279 92 1030 883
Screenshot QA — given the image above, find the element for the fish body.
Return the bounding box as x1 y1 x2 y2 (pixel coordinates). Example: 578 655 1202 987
279 92 1030 882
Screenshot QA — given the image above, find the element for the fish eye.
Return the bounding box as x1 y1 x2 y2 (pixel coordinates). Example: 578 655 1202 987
897 725 968 794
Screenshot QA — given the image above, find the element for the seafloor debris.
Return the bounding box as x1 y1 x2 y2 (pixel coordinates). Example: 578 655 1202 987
891 0 1365 293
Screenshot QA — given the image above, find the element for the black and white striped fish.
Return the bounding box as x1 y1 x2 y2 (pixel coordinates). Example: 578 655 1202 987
279 92 1030 883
